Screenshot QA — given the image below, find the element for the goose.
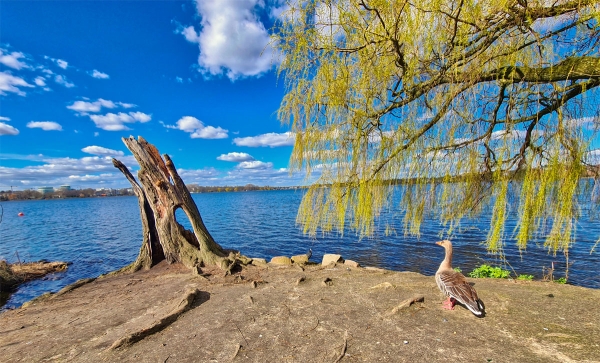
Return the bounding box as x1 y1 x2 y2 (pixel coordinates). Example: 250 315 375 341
435 240 485 316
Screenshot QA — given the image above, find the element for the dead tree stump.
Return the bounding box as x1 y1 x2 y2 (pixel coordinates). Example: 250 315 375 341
113 136 243 273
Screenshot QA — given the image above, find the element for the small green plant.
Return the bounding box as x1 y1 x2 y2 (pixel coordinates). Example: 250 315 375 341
453 267 462 273
555 277 567 284
468 264 511 279
517 274 534 281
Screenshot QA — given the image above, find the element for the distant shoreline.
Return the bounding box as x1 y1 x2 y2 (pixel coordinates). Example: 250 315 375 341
0 186 305 202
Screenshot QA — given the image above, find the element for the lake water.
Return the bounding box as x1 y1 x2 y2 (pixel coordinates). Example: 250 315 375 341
1 189 599 310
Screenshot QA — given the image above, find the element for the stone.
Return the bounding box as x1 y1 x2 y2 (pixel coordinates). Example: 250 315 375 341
291 254 309 264
322 254 344 266
251 258 267 266
364 266 388 272
237 256 253 265
270 256 292 266
344 260 360 268
322 277 333 286
370 282 395 289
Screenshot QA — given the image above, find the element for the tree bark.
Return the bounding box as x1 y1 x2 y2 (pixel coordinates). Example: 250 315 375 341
112 136 242 273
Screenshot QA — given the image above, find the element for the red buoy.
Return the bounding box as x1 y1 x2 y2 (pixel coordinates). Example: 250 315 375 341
18 212 24 217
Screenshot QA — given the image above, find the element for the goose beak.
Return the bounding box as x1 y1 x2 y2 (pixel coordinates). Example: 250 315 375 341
436 241 443 246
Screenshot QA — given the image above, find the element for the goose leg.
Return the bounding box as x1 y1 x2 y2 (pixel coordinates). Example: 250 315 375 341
442 297 455 310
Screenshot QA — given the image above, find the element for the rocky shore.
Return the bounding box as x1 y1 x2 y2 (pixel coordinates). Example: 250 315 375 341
1 255 598 362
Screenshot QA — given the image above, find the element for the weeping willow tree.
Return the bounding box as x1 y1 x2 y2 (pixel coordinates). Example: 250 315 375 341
273 0 600 254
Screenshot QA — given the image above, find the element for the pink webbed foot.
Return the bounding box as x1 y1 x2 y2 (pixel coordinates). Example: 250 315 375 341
442 297 456 310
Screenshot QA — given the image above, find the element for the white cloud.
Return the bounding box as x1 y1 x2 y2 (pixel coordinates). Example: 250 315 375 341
0 154 139 189
56 59 68 69
169 116 228 139
192 126 228 139
182 0 280 80
54 74 75 88
129 111 151 123
175 76 183 83
217 152 255 162
176 167 221 182
233 132 295 147
0 122 19 136
174 116 204 132
88 112 152 131
26 121 63 131
416 110 435 122
81 145 124 157
315 2 342 41
0 71 34 96
0 49 28 70
34 76 46 86
269 3 291 20
160 121 177 129
490 130 528 140
567 116 598 130
118 102 136 109
90 69 110 79
0 153 46 162
0 116 10 121
532 13 573 34
586 149 600 166
67 98 120 114
223 163 300 186
180 25 201 43
237 160 273 169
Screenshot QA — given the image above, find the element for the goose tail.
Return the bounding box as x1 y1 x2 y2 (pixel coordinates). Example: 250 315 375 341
465 299 485 316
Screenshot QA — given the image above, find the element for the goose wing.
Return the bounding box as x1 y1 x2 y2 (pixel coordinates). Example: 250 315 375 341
436 270 484 315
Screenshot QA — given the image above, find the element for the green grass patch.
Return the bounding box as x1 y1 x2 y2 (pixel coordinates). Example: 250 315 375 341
517 274 534 281
468 264 511 279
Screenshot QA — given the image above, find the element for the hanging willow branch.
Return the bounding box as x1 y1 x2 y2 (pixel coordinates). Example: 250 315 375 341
274 0 600 253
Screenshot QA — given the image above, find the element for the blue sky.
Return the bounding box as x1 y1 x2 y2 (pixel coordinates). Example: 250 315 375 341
2 1 599 191
0 0 302 190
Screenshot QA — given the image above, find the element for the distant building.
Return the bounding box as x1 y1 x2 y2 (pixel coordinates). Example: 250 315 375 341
37 186 54 194
57 185 71 191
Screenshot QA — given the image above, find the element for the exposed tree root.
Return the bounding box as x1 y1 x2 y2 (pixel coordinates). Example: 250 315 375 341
109 286 201 350
231 344 242 360
387 295 425 315
333 331 348 363
54 278 96 297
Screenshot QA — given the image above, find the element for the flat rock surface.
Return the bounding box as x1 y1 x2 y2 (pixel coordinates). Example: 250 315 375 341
1 261 599 362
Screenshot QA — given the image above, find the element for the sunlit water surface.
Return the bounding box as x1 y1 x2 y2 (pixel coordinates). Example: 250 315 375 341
1 189 598 310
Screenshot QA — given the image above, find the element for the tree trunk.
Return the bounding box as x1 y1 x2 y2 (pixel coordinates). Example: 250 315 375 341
112 136 243 273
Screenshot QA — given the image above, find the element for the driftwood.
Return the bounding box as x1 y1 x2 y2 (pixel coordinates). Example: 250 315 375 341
113 136 244 273
0 261 68 292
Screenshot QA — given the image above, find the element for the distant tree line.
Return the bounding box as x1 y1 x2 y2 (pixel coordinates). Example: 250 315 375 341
186 184 300 193
0 184 302 201
0 188 134 201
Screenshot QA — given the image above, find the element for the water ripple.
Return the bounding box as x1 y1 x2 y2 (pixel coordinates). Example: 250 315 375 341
1 190 598 309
